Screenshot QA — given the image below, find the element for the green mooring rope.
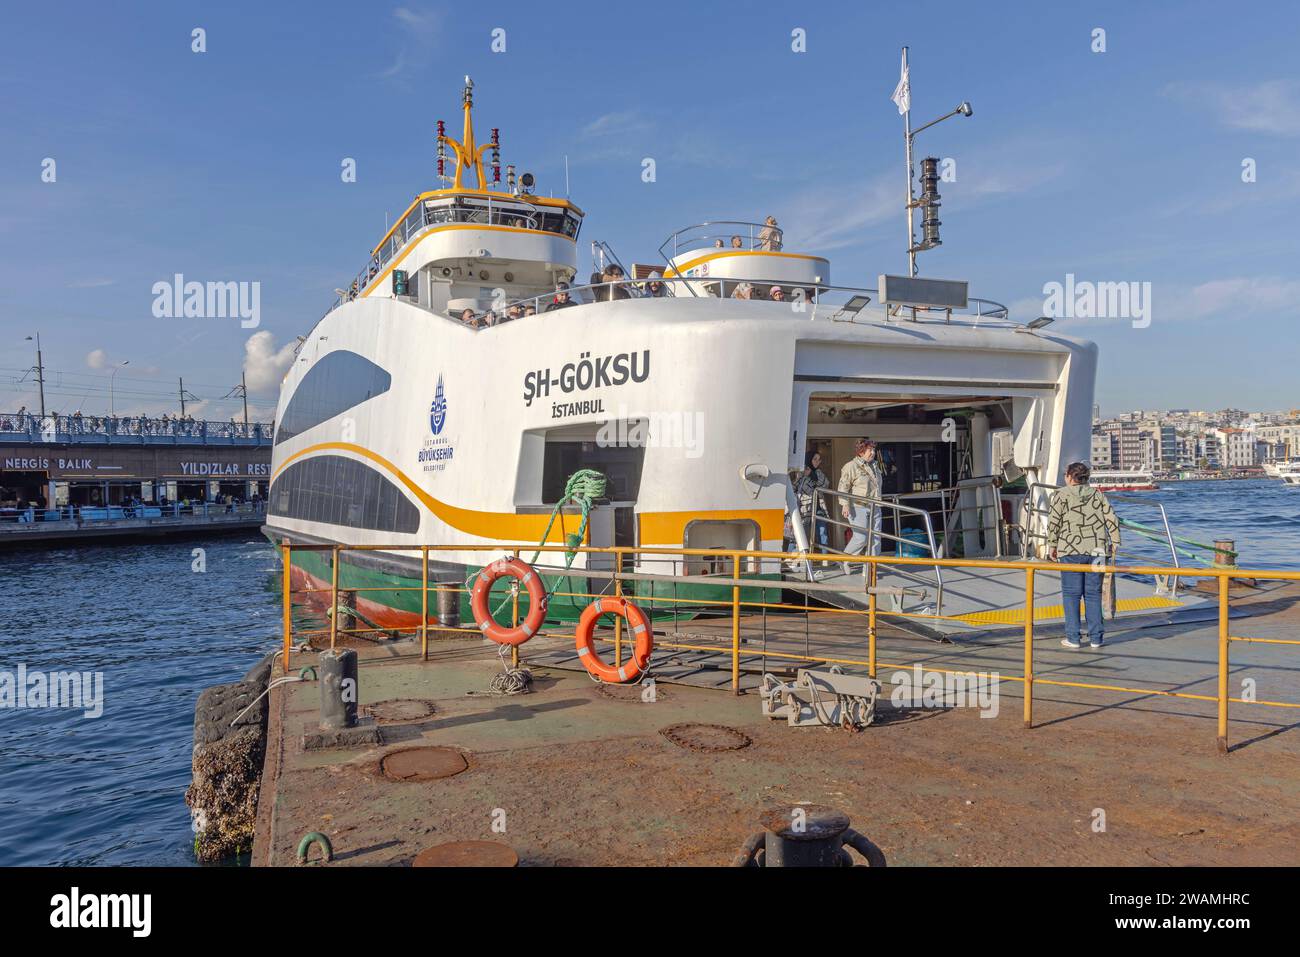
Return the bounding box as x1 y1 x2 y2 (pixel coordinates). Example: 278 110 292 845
467 469 609 618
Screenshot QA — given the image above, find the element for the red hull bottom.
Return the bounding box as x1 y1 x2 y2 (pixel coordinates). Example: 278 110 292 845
289 563 432 630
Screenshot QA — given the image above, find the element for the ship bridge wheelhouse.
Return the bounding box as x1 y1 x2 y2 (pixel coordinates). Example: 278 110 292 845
330 76 584 321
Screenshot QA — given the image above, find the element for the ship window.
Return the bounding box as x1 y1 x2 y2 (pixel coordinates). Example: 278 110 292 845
268 455 419 533
275 350 391 445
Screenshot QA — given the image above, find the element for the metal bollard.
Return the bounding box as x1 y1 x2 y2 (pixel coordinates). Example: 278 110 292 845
319 648 358 730
436 581 460 630
338 589 358 634
733 804 886 867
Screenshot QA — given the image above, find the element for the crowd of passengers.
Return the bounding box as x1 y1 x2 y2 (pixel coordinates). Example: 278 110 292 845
455 271 816 329
0 408 272 440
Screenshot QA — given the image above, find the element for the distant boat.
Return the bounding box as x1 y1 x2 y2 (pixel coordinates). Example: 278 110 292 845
1264 458 1300 479
1090 469 1158 491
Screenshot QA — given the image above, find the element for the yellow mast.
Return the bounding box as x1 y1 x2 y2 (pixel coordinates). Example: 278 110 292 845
439 75 494 190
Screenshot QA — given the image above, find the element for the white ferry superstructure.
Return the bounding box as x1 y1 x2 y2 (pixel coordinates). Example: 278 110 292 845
264 77 1133 632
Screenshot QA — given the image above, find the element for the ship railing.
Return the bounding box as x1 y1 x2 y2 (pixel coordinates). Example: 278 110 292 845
277 540 1300 753
459 276 1010 328
878 475 1006 559
809 487 945 614
658 221 786 260
1016 481 1212 597
0 413 273 445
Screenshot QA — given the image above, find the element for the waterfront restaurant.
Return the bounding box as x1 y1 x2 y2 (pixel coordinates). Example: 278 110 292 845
0 415 271 512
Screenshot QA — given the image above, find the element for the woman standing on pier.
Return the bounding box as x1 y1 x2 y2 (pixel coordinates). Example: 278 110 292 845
1046 462 1121 650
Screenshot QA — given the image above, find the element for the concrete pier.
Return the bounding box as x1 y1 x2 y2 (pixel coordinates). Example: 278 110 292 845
249 583 1300 866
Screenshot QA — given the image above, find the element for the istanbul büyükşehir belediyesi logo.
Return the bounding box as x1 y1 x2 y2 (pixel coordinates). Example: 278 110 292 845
430 375 447 435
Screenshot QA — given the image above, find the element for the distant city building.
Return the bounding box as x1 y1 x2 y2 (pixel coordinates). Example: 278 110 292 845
1090 433 1112 468
1212 427 1257 469
1257 423 1300 458
1100 421 1143 469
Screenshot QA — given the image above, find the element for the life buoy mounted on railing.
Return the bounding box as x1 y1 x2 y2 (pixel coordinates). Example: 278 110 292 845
574 597 653 683
470 557 547 646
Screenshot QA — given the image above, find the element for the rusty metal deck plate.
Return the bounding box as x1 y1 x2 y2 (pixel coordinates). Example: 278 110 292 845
412 840 519 867
379 746 468 782
660 723 752 753
364 698 437 724
595 682 668 703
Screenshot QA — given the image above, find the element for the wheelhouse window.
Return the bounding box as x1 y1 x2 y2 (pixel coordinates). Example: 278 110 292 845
268 454 419 533
275 350 391 445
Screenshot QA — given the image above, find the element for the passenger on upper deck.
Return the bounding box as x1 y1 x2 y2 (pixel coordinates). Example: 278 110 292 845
730 235 744 249
546 281 576 311
593 265 630 302
644 271 667 298
769 285 786 302
732 282 754 300
757 215 782 251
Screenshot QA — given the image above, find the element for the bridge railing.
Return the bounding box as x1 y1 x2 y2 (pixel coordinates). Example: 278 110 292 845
0 413 273 445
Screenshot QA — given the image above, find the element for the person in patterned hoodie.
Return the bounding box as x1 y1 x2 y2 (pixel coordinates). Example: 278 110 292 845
1046 461 1121 649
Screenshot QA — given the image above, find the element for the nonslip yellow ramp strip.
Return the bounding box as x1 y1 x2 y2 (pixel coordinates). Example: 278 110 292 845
955 594 1183 626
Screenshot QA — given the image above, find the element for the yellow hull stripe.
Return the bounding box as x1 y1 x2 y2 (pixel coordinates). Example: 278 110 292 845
954 594 1183 626
663 249 828 278
273 442 780 545
638 509 785 545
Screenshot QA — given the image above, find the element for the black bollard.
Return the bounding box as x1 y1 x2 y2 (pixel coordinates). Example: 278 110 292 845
733 804 887 867
319 648 358 730
761 805 851 867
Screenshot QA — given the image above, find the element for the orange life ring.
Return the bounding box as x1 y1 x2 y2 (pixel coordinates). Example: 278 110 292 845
574 597 653 683
470 557 547 646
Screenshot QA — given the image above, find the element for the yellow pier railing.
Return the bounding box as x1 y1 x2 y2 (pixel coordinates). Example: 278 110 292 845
278 541 1300 753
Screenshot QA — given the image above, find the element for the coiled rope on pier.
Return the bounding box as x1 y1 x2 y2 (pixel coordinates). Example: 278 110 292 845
462 469 609 698
466 469 609 617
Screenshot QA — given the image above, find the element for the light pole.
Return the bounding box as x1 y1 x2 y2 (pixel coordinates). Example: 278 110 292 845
897 47 973 276
23 334 46 419
906 101 972 276
110 360 130 416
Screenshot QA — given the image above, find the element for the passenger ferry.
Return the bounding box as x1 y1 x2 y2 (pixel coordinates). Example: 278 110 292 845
265 77 1117 632
1088 469 1159 492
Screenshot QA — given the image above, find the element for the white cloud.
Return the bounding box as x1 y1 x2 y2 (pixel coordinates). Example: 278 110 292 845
242 331 297 396
380 6 440 80
86 349 107 369
1180 276 1300 319
779 171 898 252
581 110 652 139
1164 79 1300 136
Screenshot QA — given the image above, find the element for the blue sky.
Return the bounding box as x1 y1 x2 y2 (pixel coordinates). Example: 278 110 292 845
2 0 1298 419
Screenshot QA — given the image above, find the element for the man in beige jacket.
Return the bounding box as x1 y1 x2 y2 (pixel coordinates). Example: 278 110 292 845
837 438 883 573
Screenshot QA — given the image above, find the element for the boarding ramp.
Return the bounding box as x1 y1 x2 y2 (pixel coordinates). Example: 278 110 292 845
779 481 1224 638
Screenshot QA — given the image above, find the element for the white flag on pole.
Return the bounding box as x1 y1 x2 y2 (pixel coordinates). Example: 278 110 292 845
891 49 911 115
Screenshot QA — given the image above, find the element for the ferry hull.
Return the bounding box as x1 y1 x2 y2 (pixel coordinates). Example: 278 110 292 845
267 526 778 630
